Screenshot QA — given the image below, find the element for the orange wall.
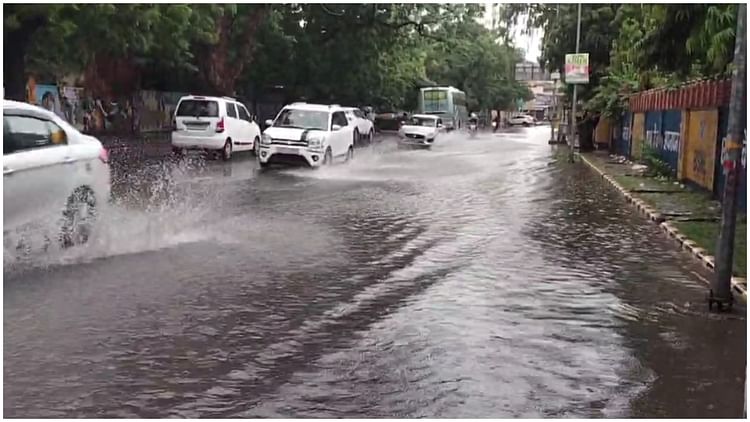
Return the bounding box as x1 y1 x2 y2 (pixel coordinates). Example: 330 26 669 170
682 109 719 190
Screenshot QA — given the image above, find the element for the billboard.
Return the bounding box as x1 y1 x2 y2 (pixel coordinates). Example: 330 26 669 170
564 53 589 84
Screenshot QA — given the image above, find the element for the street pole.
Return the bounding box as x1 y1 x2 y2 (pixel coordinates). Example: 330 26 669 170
711 3 746 311
568 3 582 162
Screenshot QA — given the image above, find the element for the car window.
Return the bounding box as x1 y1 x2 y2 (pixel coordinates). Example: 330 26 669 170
273 109 329 131
176 100 219 117
238 105 252 122
226 103 238 119
332 112 348 128
3 114 67 154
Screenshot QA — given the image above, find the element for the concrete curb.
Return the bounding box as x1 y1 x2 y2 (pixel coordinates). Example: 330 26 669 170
578 153 747 303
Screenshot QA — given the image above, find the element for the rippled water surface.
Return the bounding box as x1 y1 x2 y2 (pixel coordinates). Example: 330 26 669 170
4 127 746 417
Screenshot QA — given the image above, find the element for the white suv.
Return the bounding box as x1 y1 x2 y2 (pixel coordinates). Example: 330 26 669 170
4 100 111 247
343 107 375 146
171 95 261 160
259 103 356 168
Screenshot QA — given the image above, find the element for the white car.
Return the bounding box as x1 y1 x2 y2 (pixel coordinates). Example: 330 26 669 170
171 95 262 160
398 114 443 148
343 107 375 146
259 103 356 168
508 114 535 127
3 100 111 247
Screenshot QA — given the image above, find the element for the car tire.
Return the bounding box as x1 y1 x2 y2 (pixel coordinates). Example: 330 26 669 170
345 145 354 162
60 187 97 248
259 160 270 170
172 147 183 156
253 137 260 156
323 148 333 166
367 129 374 145
523 122 530 127
353 130 360 147
222 139 232 161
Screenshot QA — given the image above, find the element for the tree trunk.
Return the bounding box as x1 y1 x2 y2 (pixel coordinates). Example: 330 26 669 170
577 115 599 152
199 6 270 96
3 15 47 101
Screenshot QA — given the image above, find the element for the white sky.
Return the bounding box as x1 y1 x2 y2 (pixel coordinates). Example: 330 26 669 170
484 2 542 63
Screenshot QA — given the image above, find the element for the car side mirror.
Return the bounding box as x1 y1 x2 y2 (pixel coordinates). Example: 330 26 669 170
265 119 273 127
331 124 342 131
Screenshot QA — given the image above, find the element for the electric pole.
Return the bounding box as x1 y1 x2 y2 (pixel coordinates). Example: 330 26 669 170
568 3 582 162
711 3 746 311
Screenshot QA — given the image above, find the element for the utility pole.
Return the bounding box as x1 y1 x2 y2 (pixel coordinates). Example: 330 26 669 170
568 3 582 162
711 3 747 311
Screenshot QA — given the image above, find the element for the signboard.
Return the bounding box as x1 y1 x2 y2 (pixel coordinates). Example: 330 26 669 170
564 53 589 84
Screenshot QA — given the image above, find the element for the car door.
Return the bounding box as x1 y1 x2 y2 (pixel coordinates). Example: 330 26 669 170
331 111 351 156
3 112 74 230
225 102 245 150
237 104 259 145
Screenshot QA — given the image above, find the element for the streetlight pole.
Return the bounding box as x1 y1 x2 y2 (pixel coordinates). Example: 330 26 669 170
568 3 582 162
711 3 746 311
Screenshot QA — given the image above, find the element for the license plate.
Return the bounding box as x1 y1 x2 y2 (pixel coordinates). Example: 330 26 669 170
277 147 298 154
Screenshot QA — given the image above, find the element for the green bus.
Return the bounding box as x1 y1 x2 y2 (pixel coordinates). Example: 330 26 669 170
417 86 468 131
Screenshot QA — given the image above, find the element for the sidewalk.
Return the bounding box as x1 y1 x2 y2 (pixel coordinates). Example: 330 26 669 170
579 151 747 302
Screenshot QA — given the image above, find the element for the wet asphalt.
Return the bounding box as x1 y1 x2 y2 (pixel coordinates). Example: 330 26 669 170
3 127 746 417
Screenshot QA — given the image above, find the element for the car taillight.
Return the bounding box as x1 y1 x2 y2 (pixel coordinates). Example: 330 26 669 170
216 117 225 133
99 147 109 164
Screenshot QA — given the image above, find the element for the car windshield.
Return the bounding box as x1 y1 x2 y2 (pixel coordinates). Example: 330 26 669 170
407 117 437 127
273 109 328 130
176 100 219 117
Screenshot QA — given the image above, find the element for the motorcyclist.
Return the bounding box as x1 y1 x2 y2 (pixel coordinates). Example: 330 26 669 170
468 112 479 129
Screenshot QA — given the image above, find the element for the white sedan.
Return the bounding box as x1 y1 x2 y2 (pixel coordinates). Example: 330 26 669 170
508 114 536 126
398 114 443 148
3 100 111 247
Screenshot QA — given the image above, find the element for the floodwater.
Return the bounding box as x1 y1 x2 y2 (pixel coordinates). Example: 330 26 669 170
3 127 746 417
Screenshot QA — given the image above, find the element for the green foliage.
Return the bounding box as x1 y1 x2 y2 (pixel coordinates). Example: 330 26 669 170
6 4 541 110
641 145 674 178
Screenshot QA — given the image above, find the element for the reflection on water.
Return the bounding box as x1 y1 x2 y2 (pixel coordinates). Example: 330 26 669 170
3 128 746 417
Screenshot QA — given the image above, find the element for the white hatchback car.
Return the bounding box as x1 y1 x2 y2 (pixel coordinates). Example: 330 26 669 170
343 107 375 146
171 95 262 160
259 103 355 168
398 114 443 148
3 100 111 247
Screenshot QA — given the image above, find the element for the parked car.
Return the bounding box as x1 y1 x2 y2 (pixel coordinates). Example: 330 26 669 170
398 114 443 149
3 100 111 247
508 114 536 127
259 102 355 168
171 95 262 160
343 107 375 146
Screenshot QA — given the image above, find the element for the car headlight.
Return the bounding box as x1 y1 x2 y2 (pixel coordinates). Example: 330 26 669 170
261 134 272 145
307 137 324 149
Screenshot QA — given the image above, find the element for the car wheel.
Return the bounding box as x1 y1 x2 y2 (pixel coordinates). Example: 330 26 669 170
323 147 333 166
345 145 354 162
367 129 374 144
253 137 260 156
523 122 530 127
60 187 97 248
172 147 183 156
259 160 270 170
222 139 232 161
353 130 360 147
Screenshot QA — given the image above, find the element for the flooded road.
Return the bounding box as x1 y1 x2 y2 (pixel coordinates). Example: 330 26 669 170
4 127 746 417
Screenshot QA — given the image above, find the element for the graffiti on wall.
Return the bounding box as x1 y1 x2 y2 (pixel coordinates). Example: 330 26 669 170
25 77 184 135
683 109 719 190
